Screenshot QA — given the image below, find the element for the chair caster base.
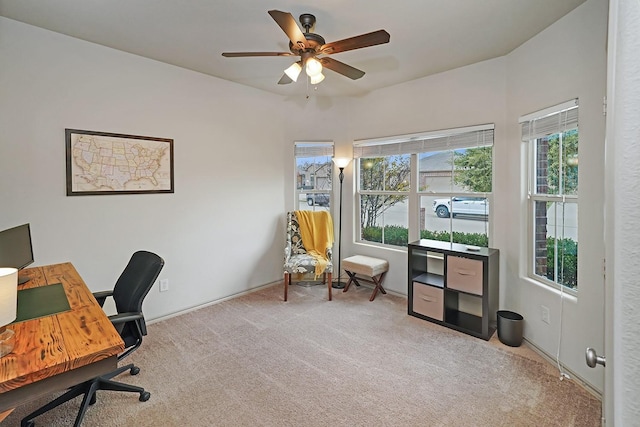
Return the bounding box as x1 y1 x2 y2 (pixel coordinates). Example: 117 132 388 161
140 391 151 402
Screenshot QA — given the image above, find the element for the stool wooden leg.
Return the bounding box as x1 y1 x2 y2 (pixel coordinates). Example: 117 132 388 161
369 272 387 302
343 271 356 292
378 272 387 295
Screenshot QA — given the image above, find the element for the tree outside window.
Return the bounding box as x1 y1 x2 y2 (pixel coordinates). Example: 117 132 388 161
532 130 578 290
358 155 410 247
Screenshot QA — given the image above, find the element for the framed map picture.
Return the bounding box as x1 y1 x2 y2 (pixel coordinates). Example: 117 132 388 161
65 129 174 196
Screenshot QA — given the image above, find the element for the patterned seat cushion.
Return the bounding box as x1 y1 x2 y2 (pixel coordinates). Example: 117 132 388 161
284 254 329 274
284 211 332 274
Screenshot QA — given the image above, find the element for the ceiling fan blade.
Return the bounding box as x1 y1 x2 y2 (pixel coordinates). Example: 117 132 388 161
222 52 293 57
277 74 293 85
268 10 309 50
320 57 365 80
320 30 390 55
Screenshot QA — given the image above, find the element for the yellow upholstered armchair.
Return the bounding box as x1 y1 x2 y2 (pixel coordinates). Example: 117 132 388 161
283 211 333 301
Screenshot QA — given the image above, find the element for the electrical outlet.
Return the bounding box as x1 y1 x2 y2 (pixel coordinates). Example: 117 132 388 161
541 305 550 324
159 279 169 292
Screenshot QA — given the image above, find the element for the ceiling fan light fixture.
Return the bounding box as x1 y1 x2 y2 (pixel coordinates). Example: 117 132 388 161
309 72 325 85
305 57 323 77
284 62 302 82
222 11 390 87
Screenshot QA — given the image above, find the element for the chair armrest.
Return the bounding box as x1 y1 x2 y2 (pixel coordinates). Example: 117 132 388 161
284 213 293 262
108 312 143 325
325 247 333 261
284 242 292 262
93 290 114 307
109 311 148 337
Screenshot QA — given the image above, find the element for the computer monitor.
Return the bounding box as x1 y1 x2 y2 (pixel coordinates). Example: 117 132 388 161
0 223 35 284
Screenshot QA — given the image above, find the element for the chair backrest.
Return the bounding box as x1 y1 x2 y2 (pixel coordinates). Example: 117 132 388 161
287 211 308 255
112 251 164 346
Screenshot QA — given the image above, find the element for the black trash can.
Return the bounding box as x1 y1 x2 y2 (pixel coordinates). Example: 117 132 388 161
497 310 524 347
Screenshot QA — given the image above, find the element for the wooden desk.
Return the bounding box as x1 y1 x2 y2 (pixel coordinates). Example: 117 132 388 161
0 263 124 418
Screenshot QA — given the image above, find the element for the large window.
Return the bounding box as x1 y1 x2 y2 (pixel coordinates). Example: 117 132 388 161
354 125 494 248
295 142 333 212
521 100 578 291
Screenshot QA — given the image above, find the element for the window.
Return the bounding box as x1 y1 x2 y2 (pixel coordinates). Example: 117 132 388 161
358 154 410 246
521 100 578 291
295 142 333 212
354 125 494 248
418 130 492 248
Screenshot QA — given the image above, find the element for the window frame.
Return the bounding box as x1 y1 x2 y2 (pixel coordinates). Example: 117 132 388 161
521 100 579 294
294 141 334 212
353 125 494 249
356 153 411 248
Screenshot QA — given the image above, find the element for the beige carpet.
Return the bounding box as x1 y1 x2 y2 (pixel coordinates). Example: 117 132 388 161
5 282 601 426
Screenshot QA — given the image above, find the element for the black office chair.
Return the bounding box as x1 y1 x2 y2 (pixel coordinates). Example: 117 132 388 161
22 251 165 427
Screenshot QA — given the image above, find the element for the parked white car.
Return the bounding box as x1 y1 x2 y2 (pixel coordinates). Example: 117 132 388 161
306 193 330 206
432 197 489 218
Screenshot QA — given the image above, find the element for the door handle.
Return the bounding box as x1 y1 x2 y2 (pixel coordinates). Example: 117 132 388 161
585 347 606 368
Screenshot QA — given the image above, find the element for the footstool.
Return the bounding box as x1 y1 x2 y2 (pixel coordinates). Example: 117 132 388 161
342 255 389 301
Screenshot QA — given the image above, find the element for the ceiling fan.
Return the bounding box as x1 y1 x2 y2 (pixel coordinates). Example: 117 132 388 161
222 10 390 85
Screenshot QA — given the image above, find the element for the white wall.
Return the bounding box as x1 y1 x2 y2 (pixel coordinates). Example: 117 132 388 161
505 0 607 391
0 17 287 320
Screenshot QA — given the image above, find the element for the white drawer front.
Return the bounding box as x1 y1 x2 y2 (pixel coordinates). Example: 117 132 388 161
446 256 483 295
412 283 444 321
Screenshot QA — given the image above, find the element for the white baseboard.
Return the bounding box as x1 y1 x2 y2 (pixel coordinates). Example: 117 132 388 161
147 280 280 325
522 337 602 400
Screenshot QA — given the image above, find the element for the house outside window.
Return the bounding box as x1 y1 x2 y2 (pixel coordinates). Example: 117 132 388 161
520 100 579 292
354 125 494 249
295 142 333 212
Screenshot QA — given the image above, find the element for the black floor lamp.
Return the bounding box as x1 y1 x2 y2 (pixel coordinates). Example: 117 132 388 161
332 157 351 289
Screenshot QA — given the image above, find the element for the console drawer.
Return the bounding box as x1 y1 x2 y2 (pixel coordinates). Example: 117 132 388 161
412 283 443 321
446 256 483 295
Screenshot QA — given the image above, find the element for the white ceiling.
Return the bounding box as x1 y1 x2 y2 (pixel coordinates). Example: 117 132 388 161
0 0 586 98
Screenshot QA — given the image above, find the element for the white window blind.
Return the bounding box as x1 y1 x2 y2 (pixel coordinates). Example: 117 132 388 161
519 99 579 141
353 125 494 158
294 143 334 157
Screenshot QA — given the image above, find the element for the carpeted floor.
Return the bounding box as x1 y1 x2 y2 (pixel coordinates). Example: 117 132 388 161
4 282 601 426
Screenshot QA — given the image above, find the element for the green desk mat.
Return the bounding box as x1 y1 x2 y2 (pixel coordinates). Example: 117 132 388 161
15 283 71 323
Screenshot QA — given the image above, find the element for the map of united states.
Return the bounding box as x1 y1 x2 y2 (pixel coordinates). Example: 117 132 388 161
71 134 170 191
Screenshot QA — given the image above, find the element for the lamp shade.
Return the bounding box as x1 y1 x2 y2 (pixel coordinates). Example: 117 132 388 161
333 157 351 168
305 57 323 77
0 267 18 326
309 72 325 85
284 62 302 82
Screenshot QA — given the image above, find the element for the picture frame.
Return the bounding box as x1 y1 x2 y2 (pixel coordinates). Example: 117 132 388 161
65 129 174 196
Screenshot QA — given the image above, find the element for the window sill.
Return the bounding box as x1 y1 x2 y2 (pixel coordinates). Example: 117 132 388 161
520 275 578 302
354 240 408 254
